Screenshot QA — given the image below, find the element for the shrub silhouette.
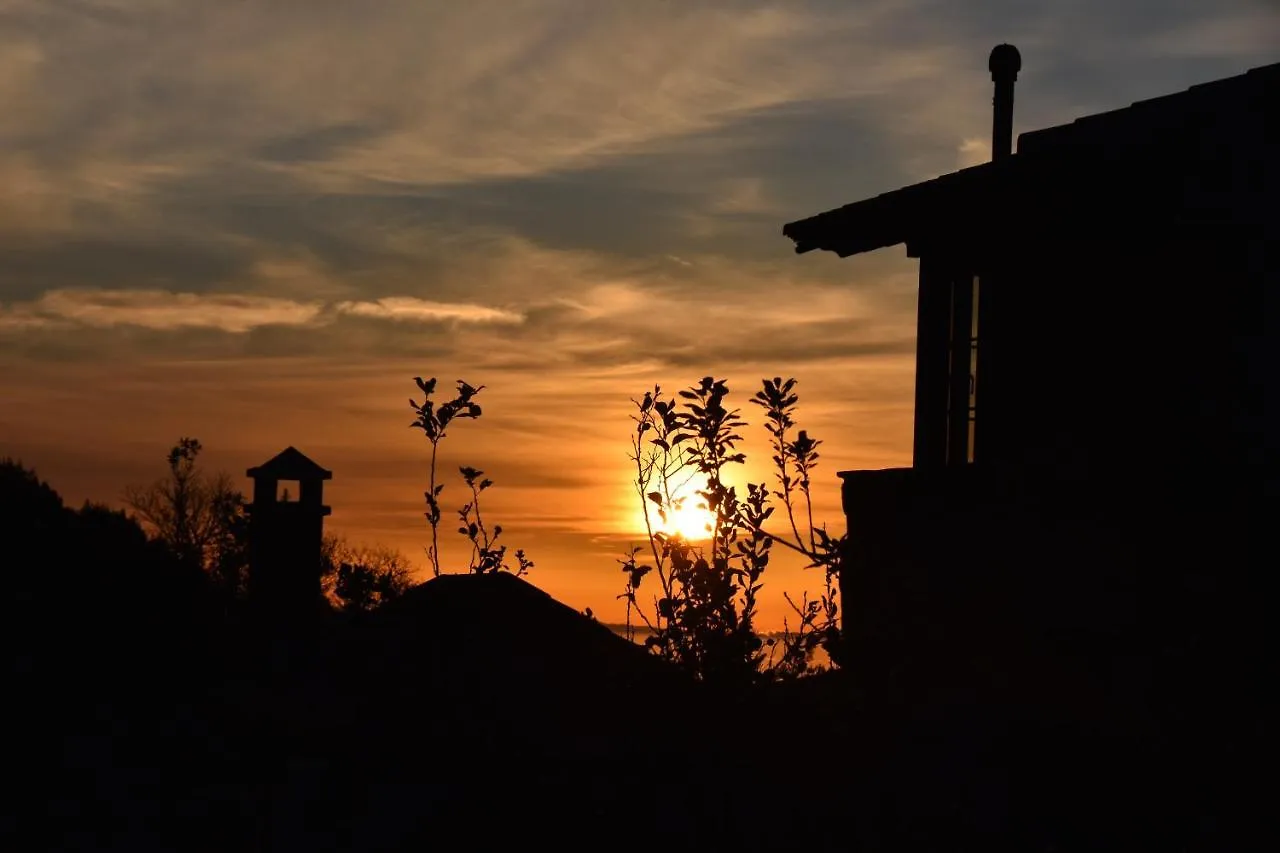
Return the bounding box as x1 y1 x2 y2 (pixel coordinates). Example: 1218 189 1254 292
618 376 842 683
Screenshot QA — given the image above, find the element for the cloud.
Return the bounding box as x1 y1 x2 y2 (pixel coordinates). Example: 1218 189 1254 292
0 289 321 332
957 137 991 169
334 297 523 325
4 0 1271 311
0 2 870 199
0 289 524 333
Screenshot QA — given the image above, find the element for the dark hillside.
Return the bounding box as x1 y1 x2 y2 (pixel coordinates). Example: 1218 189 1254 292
231 573 756 843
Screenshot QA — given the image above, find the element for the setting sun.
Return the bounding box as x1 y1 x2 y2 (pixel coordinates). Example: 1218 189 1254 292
663 495 717 541
631 482 718 542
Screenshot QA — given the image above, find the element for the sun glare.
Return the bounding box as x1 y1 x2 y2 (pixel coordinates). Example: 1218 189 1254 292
665 497 717 541
632 484 717 542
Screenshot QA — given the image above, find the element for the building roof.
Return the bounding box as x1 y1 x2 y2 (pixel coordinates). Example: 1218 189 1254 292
783 61 1278 259
246 446 332 480
1015 61 1277 156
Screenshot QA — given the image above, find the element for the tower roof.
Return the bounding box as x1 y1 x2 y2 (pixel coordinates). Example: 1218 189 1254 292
246 446 332 480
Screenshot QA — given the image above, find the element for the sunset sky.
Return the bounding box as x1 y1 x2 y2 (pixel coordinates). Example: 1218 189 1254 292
2 0 1274 627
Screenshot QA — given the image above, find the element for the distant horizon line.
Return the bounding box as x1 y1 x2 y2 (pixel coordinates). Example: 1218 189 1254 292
602 622 796 640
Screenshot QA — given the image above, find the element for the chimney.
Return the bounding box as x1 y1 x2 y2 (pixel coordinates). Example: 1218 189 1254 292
988 44 1021 161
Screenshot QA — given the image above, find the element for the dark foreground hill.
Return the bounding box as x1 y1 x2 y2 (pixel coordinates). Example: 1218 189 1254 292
37 561 1231 851
43 568 841 850
257 572 720 781
347 570 690 705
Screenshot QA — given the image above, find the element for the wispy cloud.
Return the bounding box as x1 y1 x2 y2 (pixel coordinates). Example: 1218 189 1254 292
0 289 524 333
335 297 523 325
0 289 321 332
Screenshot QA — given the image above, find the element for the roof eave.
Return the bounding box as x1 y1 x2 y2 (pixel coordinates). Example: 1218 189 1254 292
782 160 1004 259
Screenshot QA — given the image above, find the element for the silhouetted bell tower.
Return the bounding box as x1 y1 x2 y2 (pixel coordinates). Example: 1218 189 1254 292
246 446 331 616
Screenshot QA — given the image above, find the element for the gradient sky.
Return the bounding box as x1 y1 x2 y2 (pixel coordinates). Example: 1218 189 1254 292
2 0 1275 627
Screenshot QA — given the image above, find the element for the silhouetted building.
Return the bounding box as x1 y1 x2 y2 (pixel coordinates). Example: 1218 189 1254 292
246 446 332 616
783 51 1274 724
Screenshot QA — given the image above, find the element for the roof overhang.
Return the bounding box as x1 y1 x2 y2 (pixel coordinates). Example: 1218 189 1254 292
782 160 1012 259
782 61 1277 262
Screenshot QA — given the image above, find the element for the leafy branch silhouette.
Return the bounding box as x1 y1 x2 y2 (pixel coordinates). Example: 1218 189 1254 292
410 377 531 577
751 377 842 675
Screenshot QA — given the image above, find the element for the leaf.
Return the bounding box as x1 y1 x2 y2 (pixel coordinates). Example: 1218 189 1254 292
647 491 663 505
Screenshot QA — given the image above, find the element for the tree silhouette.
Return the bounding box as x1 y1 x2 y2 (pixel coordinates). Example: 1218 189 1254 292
0 456 65 536
319 534 413 612
3 457 214 683
123 437 248 595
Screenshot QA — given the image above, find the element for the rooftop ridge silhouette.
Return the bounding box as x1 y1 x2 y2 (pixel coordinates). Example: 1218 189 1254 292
246 445 332 480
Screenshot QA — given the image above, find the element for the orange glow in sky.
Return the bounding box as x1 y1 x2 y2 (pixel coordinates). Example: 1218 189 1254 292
1 1 1269 629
